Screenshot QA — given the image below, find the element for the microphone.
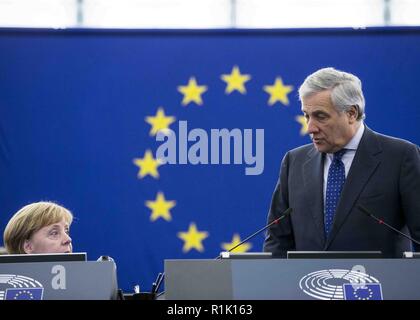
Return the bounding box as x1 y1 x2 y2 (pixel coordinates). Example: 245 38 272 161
215 207 293 259
154 207 293 298
358 205 420 246
151 272 163 294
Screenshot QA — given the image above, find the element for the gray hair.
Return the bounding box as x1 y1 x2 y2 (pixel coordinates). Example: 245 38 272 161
298 67 365 120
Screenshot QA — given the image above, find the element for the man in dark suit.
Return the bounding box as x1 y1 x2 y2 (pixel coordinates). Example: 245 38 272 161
263 67 420 258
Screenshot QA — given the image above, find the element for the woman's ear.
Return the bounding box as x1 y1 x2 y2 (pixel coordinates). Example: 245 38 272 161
23 239 33 254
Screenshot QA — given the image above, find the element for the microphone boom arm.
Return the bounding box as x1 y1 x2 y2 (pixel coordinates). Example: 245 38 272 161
358 205 420 246
215 207 293 259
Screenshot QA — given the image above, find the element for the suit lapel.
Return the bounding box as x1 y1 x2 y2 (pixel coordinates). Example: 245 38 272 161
303 147 326 245
324 127 382 249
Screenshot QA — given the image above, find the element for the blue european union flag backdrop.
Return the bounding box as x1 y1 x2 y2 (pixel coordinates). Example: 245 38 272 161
0 28 419 292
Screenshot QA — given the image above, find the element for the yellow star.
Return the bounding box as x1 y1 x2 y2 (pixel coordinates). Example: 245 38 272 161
145 192 176 222
177 77 208 106
177 222 209 253
263 77 294 106
295 115 309 136
133 150 162 179
145 107 176 136
221 234 252 253
221 66 251 94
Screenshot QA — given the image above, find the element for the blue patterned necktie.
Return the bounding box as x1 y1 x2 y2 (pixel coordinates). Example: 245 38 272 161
324 149 347 237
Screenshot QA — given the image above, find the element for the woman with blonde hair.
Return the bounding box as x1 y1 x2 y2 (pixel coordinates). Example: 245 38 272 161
3 201 73 254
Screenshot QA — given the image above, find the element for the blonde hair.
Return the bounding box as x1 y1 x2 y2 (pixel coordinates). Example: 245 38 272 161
3 201 73 254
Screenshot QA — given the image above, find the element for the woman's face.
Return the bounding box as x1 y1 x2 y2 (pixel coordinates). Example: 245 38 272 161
24 219 72 254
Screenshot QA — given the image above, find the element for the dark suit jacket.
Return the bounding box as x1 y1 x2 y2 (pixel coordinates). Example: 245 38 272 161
263 126 420 258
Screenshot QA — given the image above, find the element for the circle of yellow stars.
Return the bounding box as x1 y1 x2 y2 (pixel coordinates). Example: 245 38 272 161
132 65 308 254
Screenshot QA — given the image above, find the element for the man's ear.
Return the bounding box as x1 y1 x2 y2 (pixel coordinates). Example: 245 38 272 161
23 239 34 254
347 105 359 123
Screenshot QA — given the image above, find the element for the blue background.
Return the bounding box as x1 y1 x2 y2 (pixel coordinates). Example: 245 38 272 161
0 28 419 292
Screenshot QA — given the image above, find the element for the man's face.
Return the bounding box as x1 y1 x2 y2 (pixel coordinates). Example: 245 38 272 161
301 90 357 153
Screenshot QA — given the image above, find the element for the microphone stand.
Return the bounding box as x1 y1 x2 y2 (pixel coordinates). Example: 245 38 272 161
155 207 293 299
215 207 293 259
358 205 420 246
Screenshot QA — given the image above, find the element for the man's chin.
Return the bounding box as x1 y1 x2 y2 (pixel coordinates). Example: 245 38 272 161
313 142 330 153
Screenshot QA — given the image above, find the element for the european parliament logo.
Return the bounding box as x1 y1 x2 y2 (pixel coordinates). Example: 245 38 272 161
0 274 44 300
299 269 383 300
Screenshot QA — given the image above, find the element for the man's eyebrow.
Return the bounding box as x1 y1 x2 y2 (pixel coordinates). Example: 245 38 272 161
302 109 328 115
312 110 328 115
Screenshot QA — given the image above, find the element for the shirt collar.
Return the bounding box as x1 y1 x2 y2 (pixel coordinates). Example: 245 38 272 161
344 122 365 151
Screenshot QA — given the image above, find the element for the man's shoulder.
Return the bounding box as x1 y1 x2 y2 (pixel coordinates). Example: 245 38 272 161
369 128 419 151
286 143 315 158
277 144 316 168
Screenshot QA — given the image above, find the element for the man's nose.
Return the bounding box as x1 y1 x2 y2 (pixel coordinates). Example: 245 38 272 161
307 118 319 134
